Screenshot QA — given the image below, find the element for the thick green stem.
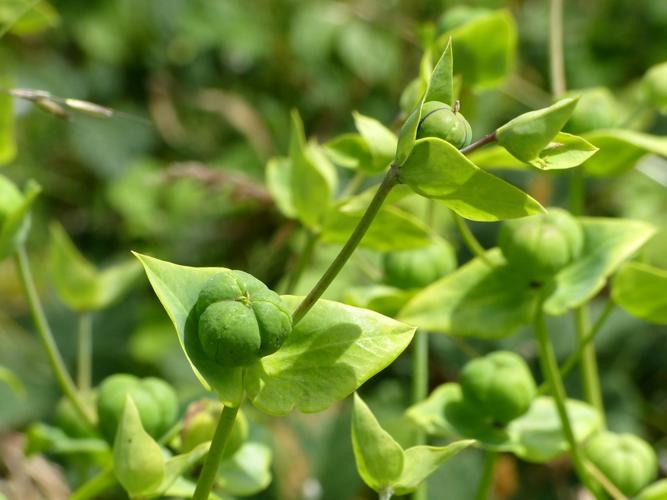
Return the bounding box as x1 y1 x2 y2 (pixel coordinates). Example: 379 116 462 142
193 401 242 500
411 331 429 500
474 451 498 500
452 213 493 267
77 312 93 392
69 467 115 500
574 306 605 426
549 0 566 97
533 304 599 497
14 246 95 427
292 166 399 325
284 230 318 295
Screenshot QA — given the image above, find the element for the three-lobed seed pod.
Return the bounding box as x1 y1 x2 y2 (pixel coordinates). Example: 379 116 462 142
383 239 457 290
584 431 658 496
498 208 584 282
416 100 473 149
459 351 536 425
97 374 179 442
194 271 292 368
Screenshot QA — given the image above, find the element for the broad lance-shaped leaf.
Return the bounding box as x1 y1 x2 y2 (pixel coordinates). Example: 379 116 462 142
265 157 296 218
424 38 453 106
612 262 667 324
398 249 537 339
288 110 337 228
437 9 517 89
581 129 667 177
245 298 415 415
324 133 374 172
352 111 397 170
113 397 165 498
218 442 273 497
497 98 578 163
320 202 433 252
399 137 545 221
395 97 424 167
351 393 404 493
544 217 656 315
406 384 601 463
134 253 244 406
0 176 41 260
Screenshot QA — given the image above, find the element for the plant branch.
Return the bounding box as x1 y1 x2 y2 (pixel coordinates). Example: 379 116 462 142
411 331 429 500
14 246 96 427
474 451 498 500
284 229 318 294
77 312 93 392
292 166 400 325
574 306 605 426
460 131 497 155
193 400 242 500
549 0 567 97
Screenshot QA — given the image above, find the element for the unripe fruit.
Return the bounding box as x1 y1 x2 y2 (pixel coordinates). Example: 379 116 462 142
194 271 292 367
181 400 248 460
584 431 658 496
459 351 536 425
416 101 473 149
55 396 97 439
97 374 179 442
564 87 621 133
498 208 584 282
383 239 457 289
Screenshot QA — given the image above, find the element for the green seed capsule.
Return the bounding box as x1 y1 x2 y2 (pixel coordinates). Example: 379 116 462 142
383 239 457 290
416 100 472 149
459 351 536 425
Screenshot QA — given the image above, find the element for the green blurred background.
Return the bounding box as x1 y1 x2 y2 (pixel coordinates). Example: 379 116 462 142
1 0 666 498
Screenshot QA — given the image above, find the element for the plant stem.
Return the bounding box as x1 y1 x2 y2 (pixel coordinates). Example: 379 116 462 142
568 168 585 216
77 312 93 392
193 401 242 500
284 229 318 295
14 245 95 427
474 451 498 500
538 301 614 395
452 213 493 266
459 131 497 155
549 0 566 97
411 331 429 500
379 489 393 500
573 306 605 426
292 166 399 325
533 303 599 497
69 467 116 500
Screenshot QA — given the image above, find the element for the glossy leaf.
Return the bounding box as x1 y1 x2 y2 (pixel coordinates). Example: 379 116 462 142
265 157 296 218
343 285 417 318
218 442 273 496
466 144 526 170
400 137 545 221
320 202 433 252
581 129 667 177
351 393 404 493
0 177 41 260
424 39 454 106
392 442 474 495
134 253 244 406
398 250 536 338
497 98 578 163
440 9 517 89
612 262 667 324
527 133 598 170
406 384 601 463
352 111 397 170
395 98 423 166
324 133 373 171
0 73 15 165
245 297 416 415
543 218 656 315
113 397 165 498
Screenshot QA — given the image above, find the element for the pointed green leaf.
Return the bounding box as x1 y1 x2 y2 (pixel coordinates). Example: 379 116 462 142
218 442 273 496
343 285 417 318
637 479 667 500
134 253 244 406
612 262 667 324
581 129 667 177
643 61 667 113
467 144 526 170
400 138 545 221
398 250 536 338
324 133 374 171
265 157 297 218
527 133 598 170
97 259 142 308
439 9 517 89
424 39 454 106
351 393 404 493
288 111 337 228
320 202 433 252
353 111 397 170
392 441 474 495
0 73 15 165
245 298 416 415
497 98 579 162
113 397 165 498
395 100 424 166
543 218 656 315
0 177 40 260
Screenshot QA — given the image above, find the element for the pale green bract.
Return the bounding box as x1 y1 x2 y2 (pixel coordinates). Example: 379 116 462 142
612 262 667 324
